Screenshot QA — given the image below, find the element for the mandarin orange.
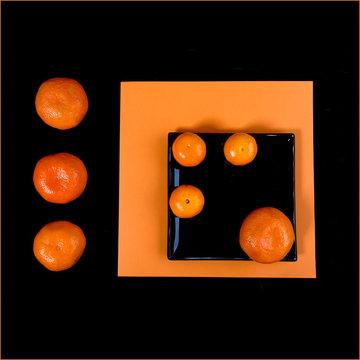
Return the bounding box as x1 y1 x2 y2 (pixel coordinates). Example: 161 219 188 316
33 220 86 271
172 132 206 167
35 77 88 130
33 152 88 204
224 132 258 166
239 207 294 263
169 185 205 218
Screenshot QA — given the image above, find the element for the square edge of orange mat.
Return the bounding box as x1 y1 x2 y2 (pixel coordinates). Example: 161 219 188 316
118 81 316 279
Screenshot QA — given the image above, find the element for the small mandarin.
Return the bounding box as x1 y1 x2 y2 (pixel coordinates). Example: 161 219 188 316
239 207 295 264
33 152 88 204
172 132 206 167
35 77 88 130
33 220 86 271
169 185 205 218
224 132 258 166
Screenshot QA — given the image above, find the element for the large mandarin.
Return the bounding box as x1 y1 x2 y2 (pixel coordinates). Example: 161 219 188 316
239 207 294 263
35 77 88 130
33 220 86 271
33 152 88 204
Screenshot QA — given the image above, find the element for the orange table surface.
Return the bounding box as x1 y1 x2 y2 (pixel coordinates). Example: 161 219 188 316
118 81 316 278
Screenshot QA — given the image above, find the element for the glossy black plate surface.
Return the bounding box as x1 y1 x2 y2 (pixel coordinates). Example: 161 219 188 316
168 132 297 261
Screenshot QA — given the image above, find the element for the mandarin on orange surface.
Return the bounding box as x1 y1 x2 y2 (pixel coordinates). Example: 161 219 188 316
35 77 88 130
224 132 258 166
169 184 205 218
172 132 206 167
239 207 294 264
33 152 88 204
33 220 86 271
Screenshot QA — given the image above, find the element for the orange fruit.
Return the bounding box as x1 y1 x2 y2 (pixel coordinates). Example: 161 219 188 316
33 152 88 204
239 207 294 264
172 132 206 167
169 185 205 218
33 220 86 271
224 132 258 166
35 77 88 130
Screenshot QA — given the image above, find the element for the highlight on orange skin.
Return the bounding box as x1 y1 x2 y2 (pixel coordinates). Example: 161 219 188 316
33 220 86 271
35 77 88 130
224 132 258 166
169 184 205 218
172 132 206 167
239 207 295 264
33 152 88 204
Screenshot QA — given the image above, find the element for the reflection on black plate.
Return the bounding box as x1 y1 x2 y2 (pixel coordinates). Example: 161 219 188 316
167 133 297 261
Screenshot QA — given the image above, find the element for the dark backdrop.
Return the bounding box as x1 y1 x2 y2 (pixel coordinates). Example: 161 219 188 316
2 1 359 359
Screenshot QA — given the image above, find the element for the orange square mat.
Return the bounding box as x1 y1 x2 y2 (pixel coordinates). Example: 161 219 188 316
118 81 316 278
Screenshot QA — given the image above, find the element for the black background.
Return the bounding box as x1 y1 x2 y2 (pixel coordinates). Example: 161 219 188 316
1 1 359 359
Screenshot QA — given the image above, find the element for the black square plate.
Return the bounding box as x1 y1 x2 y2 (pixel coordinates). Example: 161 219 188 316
167 133 297 261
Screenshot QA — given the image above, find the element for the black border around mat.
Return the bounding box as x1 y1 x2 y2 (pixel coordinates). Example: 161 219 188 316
2 1 359 358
